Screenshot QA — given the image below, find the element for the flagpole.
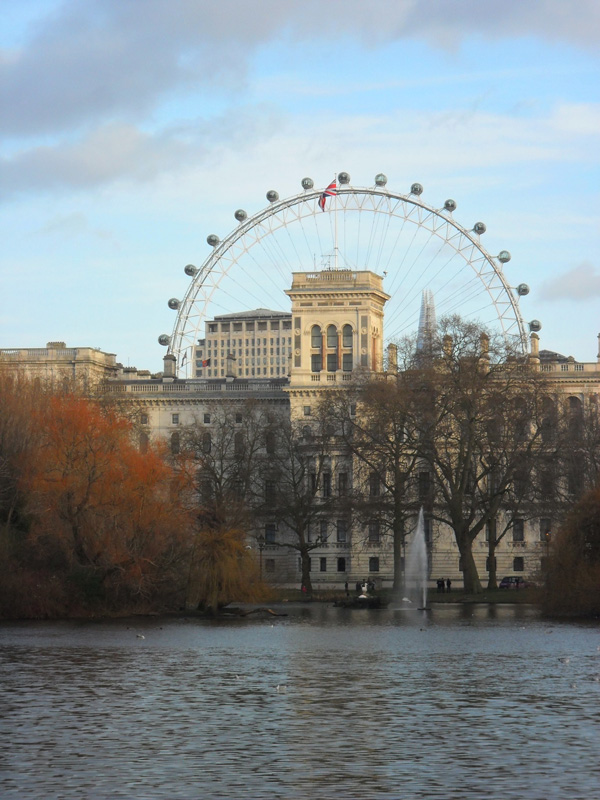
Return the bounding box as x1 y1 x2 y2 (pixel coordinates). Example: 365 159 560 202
334 173 338 270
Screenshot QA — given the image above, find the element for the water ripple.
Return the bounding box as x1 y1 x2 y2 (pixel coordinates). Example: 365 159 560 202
1 606 599 799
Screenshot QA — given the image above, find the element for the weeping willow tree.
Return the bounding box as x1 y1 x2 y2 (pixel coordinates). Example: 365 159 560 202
186 524 267 613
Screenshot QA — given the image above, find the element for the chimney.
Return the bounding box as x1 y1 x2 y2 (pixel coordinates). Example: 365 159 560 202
387 343 398 375
163 354 176 380
529 332 540 370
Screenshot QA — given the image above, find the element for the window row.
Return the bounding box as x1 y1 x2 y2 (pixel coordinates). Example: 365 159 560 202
207 321 292 334
311 324 353 349
484 518 553 542
297 556 380 573
309 471 349 496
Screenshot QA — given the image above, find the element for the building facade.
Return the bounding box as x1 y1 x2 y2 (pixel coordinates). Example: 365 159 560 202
4 272 600 590
195 309 292 379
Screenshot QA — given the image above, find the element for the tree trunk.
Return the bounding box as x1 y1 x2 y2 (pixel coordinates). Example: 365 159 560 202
486 530 498 590
458 535 482 593
300 549 313 598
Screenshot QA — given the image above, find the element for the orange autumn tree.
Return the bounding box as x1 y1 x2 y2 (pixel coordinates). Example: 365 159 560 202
27 394 192 611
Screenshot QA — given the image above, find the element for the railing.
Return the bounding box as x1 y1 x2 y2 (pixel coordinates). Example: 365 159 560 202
105 380 288 394
0 348 79 359
540 362 599 373
303 271 358 282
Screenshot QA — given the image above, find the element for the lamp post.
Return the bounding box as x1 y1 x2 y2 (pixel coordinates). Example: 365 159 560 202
257 534 265 580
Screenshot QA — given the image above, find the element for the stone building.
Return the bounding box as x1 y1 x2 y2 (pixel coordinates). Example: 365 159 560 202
3 271 600 590
194 309 293 379
0 342 119 387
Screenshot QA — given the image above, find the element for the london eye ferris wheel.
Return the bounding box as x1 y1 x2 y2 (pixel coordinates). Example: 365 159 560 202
159 172 536 378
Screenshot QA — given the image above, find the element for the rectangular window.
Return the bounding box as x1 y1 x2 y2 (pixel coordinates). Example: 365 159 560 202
513 557 524 572
320 557 327 573
265 523 277 544
204 413 211 424
311 355 322 373
304 406 312 416
171 414 179 425
368 521 380 543
336 519 348 543
322 472 331 498
418 471 431 501
512 519 524 542
338 472 348 495
486 556 497 572
342 353 353 371
140 414 148 425
423 517 432 544
337 557 346 572
540 470 554 498
369 557 380 572
319 520 328 541
539 518 552 542
327 353 337 372
235 413 243 424
369 473 380 496
513 468 527 498
265 480 276 505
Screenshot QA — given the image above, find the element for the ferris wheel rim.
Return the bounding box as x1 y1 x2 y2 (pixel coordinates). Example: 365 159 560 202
166 182 527 372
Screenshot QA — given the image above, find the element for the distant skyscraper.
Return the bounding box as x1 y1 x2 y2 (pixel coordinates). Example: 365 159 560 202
416 289 437 355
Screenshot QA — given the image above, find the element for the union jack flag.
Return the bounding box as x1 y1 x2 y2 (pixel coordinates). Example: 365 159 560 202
318 179 337 211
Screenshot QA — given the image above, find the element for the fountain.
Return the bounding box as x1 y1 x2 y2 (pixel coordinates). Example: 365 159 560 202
404 508 429 610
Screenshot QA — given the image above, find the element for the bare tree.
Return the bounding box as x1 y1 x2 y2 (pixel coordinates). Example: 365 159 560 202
401 316 555 593
255 411 338 598
325 376 420 593
180 399 269 531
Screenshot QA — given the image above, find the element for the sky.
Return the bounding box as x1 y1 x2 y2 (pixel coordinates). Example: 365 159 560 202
1 0 599 372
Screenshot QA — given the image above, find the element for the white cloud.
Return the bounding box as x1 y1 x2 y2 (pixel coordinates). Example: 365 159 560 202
0 107 279 200
1 0 598 140
539 261 600 301
551 103 600 136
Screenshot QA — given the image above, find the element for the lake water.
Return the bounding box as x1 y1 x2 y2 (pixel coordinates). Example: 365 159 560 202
1 604 599 800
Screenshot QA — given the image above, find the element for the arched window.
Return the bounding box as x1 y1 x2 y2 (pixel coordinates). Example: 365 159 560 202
327 325 337 348
170 431 180 455
342 324 353 348
311 325 322 348
202 432 211 454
